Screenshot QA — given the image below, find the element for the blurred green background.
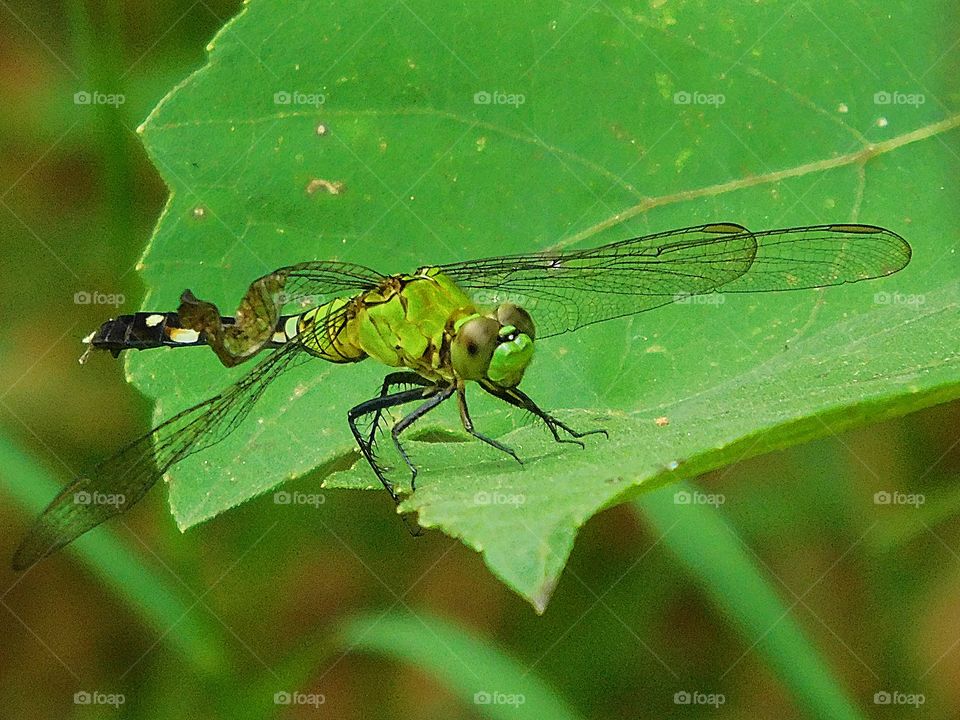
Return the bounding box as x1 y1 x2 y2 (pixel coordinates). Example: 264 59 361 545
1 1 959 719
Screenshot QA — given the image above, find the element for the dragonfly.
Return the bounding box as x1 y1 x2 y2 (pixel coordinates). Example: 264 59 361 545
13 222 911 570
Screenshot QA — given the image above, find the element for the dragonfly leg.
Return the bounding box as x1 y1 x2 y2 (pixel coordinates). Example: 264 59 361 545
367 372 433 450
178 269 287 368
348 385 438 503
456 386 522 464
479 382 608 448
390 384 456 491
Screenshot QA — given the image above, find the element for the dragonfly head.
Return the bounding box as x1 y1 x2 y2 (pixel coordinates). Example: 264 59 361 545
451 303 535 388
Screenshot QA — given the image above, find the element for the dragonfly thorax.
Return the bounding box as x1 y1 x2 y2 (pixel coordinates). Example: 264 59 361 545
451 303 535 388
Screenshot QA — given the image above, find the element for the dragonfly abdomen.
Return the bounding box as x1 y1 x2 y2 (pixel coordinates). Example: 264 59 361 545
81 311 289 360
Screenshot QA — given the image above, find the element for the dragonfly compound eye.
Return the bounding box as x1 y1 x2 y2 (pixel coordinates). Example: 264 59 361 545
487 324 534 388
451 315 499 380
496 303 535 340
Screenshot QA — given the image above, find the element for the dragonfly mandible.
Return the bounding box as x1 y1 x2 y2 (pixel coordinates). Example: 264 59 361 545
13 222 911 570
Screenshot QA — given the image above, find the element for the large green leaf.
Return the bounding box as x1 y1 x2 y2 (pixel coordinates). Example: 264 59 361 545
133 0 960 609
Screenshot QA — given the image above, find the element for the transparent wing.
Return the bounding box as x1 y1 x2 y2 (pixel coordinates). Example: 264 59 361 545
176 260 381 365
270 261 385 311
437 223 911 338
12 303 349 570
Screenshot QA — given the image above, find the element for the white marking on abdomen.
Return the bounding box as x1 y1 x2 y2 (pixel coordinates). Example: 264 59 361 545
168 328 200 344
284 316 300 339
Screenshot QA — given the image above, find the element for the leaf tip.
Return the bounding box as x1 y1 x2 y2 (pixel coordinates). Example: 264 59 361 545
531 576 558 614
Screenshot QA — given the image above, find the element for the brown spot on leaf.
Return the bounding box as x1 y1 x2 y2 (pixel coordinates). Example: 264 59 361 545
306 178 344 195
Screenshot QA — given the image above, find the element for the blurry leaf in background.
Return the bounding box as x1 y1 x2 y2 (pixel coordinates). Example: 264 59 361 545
339 611 583 720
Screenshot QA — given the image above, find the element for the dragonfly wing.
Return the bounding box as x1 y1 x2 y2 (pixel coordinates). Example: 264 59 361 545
438 223 910 338
270 261 385 310
175 261 383 367
13 338 314 571
708 224 911 292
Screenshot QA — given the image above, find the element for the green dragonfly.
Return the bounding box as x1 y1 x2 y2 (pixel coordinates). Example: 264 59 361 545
13 222 911 570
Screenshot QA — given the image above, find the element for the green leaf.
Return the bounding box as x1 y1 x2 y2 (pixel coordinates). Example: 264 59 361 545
637 483 866 720
133 0 960 609
0 432 229 673
326 282 960 609
227 610 582 718
338 611 583 720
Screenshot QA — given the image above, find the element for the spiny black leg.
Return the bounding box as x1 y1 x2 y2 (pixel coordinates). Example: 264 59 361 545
457 386 522 464
348 385 438 506
508 385 608 444
367 372 432 449
479 382 608 447
391 385 456 491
